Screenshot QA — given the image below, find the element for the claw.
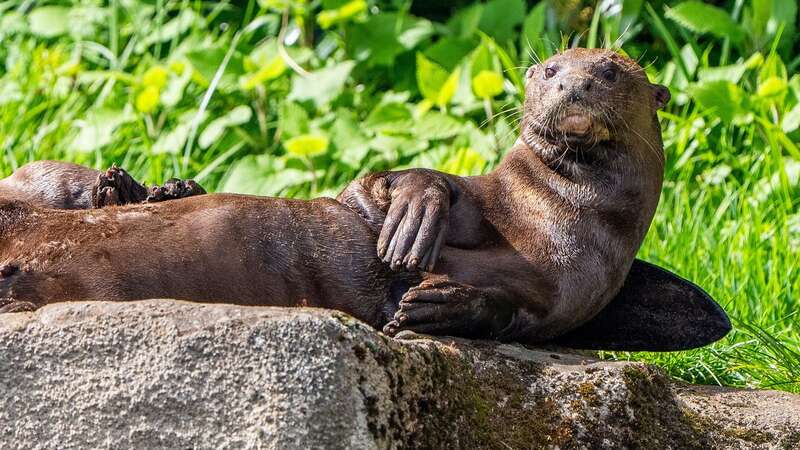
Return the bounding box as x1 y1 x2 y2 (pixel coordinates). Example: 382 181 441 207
0 264 18 278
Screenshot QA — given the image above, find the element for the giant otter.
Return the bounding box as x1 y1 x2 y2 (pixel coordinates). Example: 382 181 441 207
0 49 729 350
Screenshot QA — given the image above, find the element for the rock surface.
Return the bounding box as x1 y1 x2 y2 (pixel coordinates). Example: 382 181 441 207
0 300 798 449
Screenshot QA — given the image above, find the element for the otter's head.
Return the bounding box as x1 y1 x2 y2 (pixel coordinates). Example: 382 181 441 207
521 48 670 166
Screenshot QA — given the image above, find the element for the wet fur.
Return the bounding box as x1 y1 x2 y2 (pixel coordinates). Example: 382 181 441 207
349 49 668 340
0 49 729 348
0 194 413 326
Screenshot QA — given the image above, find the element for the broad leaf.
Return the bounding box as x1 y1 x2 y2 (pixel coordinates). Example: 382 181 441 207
199 106 252 149
478 0 525 42
28 6 71 38
330 112 370 167
782 104 800 133
416 53 459 109
472 70 504 99
289 62 355 107
365 102 413 134
666 1 744 42
279 102 311 139
688 80 746 124
413 112 464 141
521 2 547 62
285 134 330 158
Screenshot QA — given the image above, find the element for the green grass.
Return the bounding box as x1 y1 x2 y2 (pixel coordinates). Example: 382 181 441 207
0 0 798 392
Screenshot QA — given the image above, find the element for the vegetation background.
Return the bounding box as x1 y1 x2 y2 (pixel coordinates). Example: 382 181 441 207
0 0 797 392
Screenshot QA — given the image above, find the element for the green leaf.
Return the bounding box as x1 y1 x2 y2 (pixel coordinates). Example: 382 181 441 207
161 64 192 107
152 123 190 155
665 1 744 42
688 80 745 124
757 76 788 99
137 10 200 52
469 41 496 77
241 40 287 89
413 112 464 141
279 102 311 139
289 61 355 107
70 108 135 153
397 16 435 49
478 0 526 42
317 0 367 29
425 37 477 72
416 53 459 109
347 14 404 66
186 45 246 92
28 6 71 38
285 134 330 158
349 14 434 67
472 70 504 98
521 2 546 63
199 106 252 149
365 103 413 134
782 104 800 133
222 155 316 196
447 4 483 38
439 147 487 176
152 110 206 155
330 112 370 168
370 134 428 159
698 64 748 84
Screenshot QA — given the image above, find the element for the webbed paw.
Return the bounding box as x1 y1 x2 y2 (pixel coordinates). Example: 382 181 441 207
92 164 149 208
383 279 507 338
146 178 206 203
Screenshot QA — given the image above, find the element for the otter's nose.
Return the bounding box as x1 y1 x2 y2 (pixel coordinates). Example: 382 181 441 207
560 77 593 102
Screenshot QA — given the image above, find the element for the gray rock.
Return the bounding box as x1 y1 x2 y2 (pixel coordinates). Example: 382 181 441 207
0 300 797 449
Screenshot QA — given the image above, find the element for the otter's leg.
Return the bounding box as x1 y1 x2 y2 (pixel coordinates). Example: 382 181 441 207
0 265 37 313
0 300 36 313
92 164 149 208
383 277 513 339
146 178 206 203
92 165 206 208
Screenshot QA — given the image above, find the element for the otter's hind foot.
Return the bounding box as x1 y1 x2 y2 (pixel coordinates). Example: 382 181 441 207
146 178 206 203
92 164 149 208
0 300 36 313
383 279 512 339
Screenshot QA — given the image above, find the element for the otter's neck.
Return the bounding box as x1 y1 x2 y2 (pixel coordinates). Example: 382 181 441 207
496 136 662 213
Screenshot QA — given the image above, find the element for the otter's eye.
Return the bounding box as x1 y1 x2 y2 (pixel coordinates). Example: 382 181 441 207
602 68 617 82
544 66 557 79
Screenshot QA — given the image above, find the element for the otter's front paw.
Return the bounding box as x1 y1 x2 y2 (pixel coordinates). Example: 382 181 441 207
383 280 504 338
92 164 149 208
146 178 206 203
377 172 451 272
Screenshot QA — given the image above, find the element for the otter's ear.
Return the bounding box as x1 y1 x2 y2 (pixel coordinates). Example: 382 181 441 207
525 65 539 80
550 259 731 351
653 84 671 109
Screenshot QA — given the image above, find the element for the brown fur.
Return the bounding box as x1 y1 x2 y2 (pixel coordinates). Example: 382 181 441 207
0 49 670 342
342 48 669 340
0 195 413 326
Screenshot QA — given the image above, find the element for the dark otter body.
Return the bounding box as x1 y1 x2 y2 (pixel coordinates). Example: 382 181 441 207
0 49 730 350
342 48 673 341
0 195 412 326
0 161 100 209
